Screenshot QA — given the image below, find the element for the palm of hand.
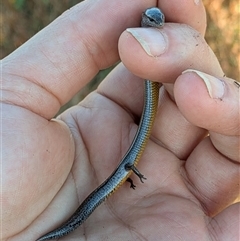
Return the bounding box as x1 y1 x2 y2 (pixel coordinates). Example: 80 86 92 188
30 85 216 241
3 1 239 241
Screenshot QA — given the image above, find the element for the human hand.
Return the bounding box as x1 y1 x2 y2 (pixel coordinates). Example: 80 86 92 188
2 0 239 241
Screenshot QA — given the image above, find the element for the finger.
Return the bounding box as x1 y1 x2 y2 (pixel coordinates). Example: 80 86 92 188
2 0 206 120
175 71 240 215
184 137 240 216
119 24 223 84
209 203 240 241
175 70 240 162
158 0 206 34
2 0 155 119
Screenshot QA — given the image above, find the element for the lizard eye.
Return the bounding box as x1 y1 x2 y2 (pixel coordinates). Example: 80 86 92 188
148 17 155 22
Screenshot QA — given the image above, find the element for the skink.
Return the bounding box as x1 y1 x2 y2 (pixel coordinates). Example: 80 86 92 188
36 7 165 241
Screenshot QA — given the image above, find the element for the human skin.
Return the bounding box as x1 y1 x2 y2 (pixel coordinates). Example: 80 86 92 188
2 0 239 241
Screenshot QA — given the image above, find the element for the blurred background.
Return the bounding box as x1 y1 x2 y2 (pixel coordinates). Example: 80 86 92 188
1 0 239 114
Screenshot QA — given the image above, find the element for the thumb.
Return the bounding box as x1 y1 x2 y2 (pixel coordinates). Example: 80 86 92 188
174 69 239 162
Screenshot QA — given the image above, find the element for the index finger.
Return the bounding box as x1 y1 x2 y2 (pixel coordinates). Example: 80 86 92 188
2 0 206 120
2 0 154 119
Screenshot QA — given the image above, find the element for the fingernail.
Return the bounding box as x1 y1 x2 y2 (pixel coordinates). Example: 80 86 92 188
126 28 168 57
183 69 225 99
